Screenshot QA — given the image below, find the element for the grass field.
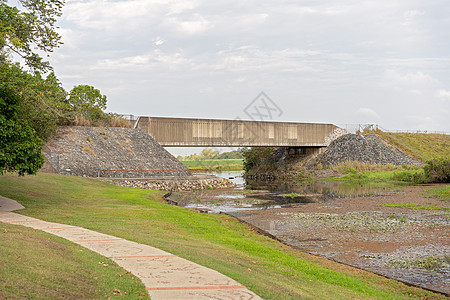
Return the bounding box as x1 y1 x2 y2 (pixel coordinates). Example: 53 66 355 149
324 168 423 185
369 132 450 161
0 222 147 299
0 172 444 299
180 159 243 171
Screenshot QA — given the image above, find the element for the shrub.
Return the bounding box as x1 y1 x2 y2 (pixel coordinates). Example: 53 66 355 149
392 170 427 184
242 147 276 172
424 158 450 183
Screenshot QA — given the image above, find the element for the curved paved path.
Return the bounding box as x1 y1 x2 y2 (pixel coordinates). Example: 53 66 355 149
0 196 262 300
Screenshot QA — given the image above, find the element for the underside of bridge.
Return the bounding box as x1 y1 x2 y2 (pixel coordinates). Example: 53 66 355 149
134 117 345 147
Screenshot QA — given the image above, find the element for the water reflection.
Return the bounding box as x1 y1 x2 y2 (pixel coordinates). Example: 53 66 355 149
168 171 395 214
167 171 448 294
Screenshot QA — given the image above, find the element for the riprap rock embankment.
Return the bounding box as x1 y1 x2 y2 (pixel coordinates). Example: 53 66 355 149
42 126 233 191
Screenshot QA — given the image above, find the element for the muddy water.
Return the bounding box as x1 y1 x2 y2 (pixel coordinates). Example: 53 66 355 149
168 171 450 295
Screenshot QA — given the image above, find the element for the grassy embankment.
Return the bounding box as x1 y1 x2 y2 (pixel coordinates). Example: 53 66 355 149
180 158 243 171
371 131 450 162
322 132 450 210
0 223 147 299
0 173 444 299
325 132 450 185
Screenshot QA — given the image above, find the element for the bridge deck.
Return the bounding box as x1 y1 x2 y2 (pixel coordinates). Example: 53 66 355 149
135 117 341 147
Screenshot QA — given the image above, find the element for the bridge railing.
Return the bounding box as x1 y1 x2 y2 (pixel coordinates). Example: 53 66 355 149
339 124 450 135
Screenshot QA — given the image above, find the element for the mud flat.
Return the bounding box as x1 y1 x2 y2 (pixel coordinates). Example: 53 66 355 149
168 183 450 295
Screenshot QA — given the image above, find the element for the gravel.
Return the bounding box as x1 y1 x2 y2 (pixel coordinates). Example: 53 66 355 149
43 126 192 178
312 134 421 167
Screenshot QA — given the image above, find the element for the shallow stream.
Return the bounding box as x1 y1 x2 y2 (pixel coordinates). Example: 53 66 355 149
167 171 450 295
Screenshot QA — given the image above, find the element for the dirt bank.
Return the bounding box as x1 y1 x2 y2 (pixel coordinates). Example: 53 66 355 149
235 184 449 295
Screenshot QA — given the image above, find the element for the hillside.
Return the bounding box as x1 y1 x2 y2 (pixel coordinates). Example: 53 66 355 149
42 126 191 178
369 132 450 162
312 134 420 167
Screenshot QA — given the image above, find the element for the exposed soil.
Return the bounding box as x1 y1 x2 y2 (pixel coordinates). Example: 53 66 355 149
169 182 450 295
234 184 449 295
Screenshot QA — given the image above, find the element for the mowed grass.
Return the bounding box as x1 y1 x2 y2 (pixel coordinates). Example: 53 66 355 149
180 159 243 171
0 222 147 299
372 132 450 161
0 173 445 299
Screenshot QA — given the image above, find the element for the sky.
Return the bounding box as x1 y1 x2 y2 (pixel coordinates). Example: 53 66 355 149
43 0 450 155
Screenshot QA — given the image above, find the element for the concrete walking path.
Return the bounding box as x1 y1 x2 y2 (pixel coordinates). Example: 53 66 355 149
0 196 262 299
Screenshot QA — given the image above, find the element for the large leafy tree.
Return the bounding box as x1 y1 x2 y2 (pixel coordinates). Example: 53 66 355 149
1 0 65 175
242 147 276 172
68 85 108 123
0 0 64 71
0 62 68 140
0 86 44 175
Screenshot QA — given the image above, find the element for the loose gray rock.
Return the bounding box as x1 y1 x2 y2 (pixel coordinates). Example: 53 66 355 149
42 126 192 178
313 134 421 167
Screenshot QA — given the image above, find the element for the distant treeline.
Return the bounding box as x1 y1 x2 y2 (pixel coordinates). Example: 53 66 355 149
178 148 245 161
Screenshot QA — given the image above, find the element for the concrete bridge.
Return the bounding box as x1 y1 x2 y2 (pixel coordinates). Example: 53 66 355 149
134 117 344 147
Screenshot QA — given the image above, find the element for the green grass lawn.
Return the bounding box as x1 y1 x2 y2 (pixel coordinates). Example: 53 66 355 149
0 222 147 299
180 159 243 171
0 172 445 299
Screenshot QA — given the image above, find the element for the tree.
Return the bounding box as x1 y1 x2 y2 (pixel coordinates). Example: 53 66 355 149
0 0 64 71
0 1 69 175
242 147 276 172
0 86 44 175
68 85 108 123
201 148 219 159
0 61 68 140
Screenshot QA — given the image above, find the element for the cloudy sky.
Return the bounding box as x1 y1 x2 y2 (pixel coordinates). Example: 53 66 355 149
46 0 450 154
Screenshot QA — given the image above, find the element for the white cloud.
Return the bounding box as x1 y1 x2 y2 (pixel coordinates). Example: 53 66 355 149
384 70 435 85
153 37 165 46
213 47 321 73
64 0 158 31
381 70 438 93
403 9 425 25
436 89 450 102
47 0 450 135
408 89 422 95
356 108 380 122
199 87 214 94
92 50 193 70
165 14 210 35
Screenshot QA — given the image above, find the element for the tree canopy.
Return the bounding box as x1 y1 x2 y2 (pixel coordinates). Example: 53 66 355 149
0 0 64 71
0 0 65 175
0 86 44 175
68 85 107 123
1 1 125 175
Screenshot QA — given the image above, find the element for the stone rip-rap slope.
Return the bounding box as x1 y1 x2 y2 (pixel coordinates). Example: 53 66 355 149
42 126 191 178
312 134 421 167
